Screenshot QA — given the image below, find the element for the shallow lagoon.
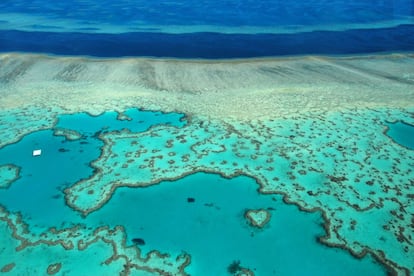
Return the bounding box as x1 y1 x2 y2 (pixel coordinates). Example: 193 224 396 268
0 109 186 230
0 109 387 275
101 172 386 275
386 120 414 150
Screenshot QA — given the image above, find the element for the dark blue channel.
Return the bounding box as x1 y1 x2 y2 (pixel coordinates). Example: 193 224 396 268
1 24 414 58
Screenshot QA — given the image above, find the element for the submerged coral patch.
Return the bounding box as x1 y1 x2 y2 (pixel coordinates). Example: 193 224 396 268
245 209 271 228
0 263 15 273
0 164 20 189
46 263 62 275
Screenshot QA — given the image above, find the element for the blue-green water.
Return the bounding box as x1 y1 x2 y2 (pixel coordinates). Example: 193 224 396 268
99 173 385 275
386 121 414 150
0 129 95 230
0 109 186 229
56 108 186 135
0 109 386 274
0 1 412 273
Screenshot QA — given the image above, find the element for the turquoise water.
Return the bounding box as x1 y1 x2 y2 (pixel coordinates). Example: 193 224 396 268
98 173 385 275
1 1 413 274
0 109 186 231
0 110 386 274
56 108 187 135
0 129 95 230
386 121 414 150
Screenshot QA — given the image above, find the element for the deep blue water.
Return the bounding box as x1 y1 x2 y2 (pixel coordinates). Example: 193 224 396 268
0 0 413 58
1 0 413 27
1 25 414 58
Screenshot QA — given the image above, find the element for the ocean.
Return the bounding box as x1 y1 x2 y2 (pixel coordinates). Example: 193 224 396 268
0 1 413 275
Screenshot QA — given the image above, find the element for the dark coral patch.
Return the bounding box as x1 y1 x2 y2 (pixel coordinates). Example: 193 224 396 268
132 238 146 246
47 263 62 275
1 263 15 273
